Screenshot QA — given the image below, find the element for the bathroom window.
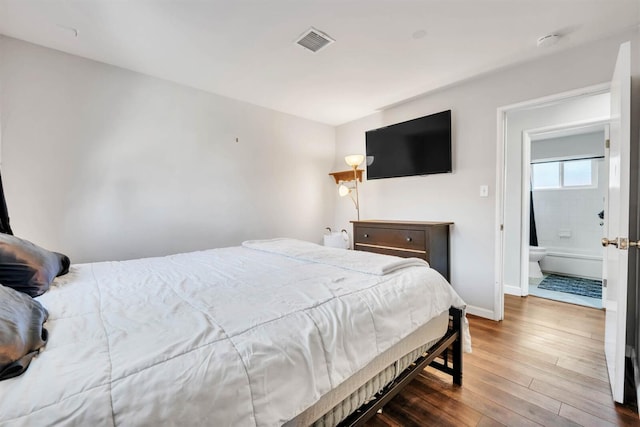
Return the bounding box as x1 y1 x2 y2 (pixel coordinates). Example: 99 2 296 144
532 158 597 190
532 162 560 189
563 159 593 186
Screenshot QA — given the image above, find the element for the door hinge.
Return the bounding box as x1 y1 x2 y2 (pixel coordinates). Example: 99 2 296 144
605 139 610 149
603 279 607 288
500 224 504 231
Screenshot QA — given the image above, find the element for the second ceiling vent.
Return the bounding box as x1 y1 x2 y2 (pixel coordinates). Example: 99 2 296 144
295 27 335 53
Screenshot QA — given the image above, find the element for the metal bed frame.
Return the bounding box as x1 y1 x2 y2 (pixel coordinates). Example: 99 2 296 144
338 307 464 427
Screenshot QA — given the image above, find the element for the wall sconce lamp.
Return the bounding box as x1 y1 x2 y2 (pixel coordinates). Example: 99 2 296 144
329 154 365 220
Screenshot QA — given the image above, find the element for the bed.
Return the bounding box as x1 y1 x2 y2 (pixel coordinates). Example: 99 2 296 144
0 238 469 426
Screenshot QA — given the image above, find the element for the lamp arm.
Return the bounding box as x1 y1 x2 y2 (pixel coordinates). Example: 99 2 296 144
352 166 360 220
347 192 357 208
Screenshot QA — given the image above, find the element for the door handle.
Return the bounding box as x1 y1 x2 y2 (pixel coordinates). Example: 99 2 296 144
625 238 640 249
602 237 640 250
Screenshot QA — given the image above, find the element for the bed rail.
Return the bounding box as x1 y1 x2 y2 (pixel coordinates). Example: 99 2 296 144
338 307 464 427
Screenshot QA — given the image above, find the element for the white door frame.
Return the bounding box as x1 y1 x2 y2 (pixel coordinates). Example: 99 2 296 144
519 120 610 297
495 82 610 320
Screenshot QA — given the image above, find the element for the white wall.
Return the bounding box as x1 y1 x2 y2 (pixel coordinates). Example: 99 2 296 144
334 30 638 318
0 36 336 263
531 131 605 161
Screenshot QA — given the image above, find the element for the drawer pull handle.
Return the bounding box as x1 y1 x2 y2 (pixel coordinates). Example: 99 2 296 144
406 237 412 242
363 233 369 238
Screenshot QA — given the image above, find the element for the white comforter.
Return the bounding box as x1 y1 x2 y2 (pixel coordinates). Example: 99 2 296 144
0 239 468 426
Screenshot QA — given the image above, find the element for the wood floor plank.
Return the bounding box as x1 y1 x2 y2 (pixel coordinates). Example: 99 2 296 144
476 415 506 427
462 363 561 414
459 370 579 427
479 311 606 352
470 333 559 366
472 323 605 362
529 378 639 426
559 404 618 427
362 295 639 427
464 352 534 388
469 344 611 395
414 373 543 427
402 382 482 426
377 391 471 427
469 319 605 362
556 355 611 382
364 415 400 427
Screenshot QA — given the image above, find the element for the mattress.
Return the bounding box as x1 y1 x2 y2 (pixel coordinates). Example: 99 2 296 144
287 310 449 426
0 238 468 426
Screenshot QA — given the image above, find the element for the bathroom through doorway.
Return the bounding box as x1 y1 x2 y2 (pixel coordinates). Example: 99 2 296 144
500 86 610 311
525 123 609 309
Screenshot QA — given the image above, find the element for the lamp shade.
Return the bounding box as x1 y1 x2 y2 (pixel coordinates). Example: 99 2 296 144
344 154 365 167
338 184 350 197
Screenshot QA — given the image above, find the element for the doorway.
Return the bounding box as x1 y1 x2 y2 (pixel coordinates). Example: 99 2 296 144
524 123 609 309
496 43 634 406
494 83 611 320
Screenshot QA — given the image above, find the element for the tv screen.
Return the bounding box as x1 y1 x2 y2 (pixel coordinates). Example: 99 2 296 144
365 110 452 180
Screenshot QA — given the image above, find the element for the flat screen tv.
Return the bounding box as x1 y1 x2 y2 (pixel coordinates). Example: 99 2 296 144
365 110 452 180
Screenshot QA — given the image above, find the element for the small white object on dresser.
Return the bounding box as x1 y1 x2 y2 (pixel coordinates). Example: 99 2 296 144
323 228 350 249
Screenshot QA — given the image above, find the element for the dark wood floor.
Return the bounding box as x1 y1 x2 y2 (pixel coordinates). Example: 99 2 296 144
366 295 640 426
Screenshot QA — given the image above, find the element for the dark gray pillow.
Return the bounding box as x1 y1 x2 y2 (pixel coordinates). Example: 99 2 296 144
0 284 48 381
0 234 70 297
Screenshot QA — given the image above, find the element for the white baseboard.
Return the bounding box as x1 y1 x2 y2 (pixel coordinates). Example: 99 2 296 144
504 284 523 296
466 304 495 320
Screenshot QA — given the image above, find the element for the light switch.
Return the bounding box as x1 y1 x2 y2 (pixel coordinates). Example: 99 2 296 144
480 185 489 198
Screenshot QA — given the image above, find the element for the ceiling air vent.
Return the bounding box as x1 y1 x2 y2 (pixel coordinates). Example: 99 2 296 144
295 27 335 53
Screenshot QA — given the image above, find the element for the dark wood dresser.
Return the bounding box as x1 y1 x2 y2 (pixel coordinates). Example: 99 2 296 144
351 220 453 281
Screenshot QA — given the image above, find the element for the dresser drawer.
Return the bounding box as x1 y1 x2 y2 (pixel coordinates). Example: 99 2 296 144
356 244 428 260
354 227 426 252
351 220 452 281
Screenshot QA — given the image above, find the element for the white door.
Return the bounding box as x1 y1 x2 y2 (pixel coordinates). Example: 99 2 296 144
603 41 631 403
602 125 609 307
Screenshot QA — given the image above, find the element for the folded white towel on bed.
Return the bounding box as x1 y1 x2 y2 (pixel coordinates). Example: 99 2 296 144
243 238 471 354
242 238 430 276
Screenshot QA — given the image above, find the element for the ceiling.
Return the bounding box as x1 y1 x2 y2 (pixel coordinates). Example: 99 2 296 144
0 1 638 126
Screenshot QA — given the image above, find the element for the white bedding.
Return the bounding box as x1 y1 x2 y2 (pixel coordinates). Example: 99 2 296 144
0 239 468 426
